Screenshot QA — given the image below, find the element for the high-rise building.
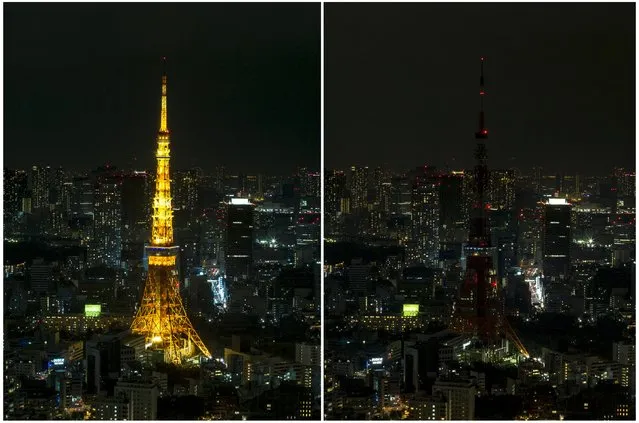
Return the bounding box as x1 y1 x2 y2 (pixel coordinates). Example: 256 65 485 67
410 168 440 266
299 168 320 198
372 166 391 210
59 180 73 216
4 169 28 233
68 175 95 243
114 380 158 420
349 166 368 211
226 174 242 197
121 171 149 243
432 379 476 420
542 198 572 282
339 196 351 216
325 170 346 230
225 198 254 282
379 181 392 214
295 343 320 366
71 176 94 217
215 165 226 193
200 206 226 267
295 213 320 265
29 165 51 209
554 173 564 195
491 210 517 284
488 169 515 211
89 395 131 420
30 258 54 295
407 393 448 420
244 174 263 199
347 258 371 297
174 169 200 215
49 166 65 206
391 175 412 216
613 167 636 198
612 341 635 366
90 171 122 268
372 166 383 203
532 166 543 195
439 171 467 243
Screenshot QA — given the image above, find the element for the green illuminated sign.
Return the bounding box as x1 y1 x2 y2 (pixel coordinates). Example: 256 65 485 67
84 304 102 317
403 304 419 317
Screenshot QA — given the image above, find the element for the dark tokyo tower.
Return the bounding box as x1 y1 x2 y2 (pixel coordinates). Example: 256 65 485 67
451 58 529 358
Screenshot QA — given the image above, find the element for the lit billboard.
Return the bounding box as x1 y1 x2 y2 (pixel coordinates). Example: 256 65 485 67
84 304 102 317
403 304 419 317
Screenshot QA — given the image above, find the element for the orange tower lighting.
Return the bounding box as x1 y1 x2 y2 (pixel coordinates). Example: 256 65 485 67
131 59 212 364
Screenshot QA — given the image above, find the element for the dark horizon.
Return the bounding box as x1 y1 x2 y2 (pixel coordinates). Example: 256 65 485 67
4 3 320 174
325 3 635 175
324 163 631 177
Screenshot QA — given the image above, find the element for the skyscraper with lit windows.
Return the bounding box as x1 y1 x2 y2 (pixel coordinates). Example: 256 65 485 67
29 165 51 210
488 169 515 211
325 170 345 233
410 168 440 266
226 198 254 282
90 171 122 268
4 169 28 234
543 197 572 282
349 165 368 211
439 170 467 243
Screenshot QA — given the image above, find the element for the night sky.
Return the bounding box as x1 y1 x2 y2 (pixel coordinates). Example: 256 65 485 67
325 3 635 174
5 3 320 174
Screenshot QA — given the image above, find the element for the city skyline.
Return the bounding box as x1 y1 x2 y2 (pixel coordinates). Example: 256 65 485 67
4 3 321 420
325 3 634 174
2 1 636 421
323 3 634 421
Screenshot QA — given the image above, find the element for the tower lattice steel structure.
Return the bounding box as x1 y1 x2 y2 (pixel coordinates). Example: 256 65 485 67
131 60 212 364
450 57 529 358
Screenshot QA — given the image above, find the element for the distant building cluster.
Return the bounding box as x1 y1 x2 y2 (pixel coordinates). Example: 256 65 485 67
324 164 635 420
4 164 321 420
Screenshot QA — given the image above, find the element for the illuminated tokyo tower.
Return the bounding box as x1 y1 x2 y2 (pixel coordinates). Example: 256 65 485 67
131 59 212 364
451 57 529 358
